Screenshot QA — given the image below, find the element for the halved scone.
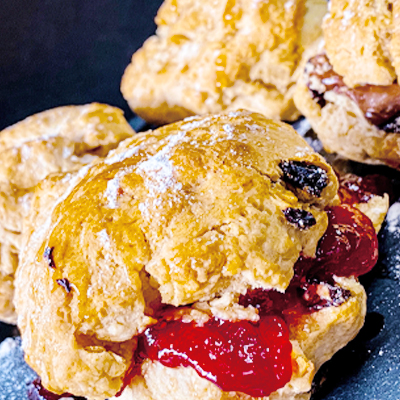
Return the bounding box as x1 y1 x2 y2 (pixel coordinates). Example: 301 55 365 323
294 0 400 168
15 110 382 400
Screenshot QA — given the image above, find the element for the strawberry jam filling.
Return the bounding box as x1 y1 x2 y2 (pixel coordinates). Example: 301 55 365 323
118 203 378 398
140 316 292 397
30 176 382 400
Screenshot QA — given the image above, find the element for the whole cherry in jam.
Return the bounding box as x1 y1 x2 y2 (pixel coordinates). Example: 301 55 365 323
315 204 378 278
140 316 292 397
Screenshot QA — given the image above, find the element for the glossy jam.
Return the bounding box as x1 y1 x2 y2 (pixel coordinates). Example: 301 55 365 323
315 205 378 278
338 173 392 205
140 316 292 397
122 201 379 398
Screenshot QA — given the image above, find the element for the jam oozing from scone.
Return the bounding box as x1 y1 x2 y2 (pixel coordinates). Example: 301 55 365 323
140 316 292 397
241 204 377 317
315 205 378 278
118 203 378 398
338 173 393 205
306 54 400 132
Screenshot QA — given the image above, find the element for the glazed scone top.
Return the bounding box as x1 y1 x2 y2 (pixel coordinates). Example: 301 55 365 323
323 0 400 87
121 0 328 124
0 103 135 324
16 110 338 399
0 103 135 233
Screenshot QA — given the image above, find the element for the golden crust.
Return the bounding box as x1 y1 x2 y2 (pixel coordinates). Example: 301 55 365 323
0 103 135 323
121 0 327 125
294 79 400 169
114 277 366 400
323 0 399 87
15 110 338 399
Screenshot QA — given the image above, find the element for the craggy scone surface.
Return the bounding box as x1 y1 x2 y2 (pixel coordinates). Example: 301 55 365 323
323 0 400 88
16 110 338 399
121 0 327 125
0 103 135 323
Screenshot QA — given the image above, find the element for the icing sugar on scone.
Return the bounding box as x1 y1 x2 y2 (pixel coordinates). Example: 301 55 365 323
294 0 400 168
15 110 382 400
0 103 135 324
121 0 328 125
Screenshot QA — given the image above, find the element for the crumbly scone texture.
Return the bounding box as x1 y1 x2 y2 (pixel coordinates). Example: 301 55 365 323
115 276 366 400
121 0 327 125
0 103 135 324
294 79 400 168
323 0 400 87
15 110 338 399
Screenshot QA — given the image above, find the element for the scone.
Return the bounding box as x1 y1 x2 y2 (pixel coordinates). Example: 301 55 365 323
121 0 327 125
16 110 380 400
294 0 400 168
0 103 135 324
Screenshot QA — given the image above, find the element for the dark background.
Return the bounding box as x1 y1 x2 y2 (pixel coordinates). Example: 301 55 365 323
0 0 163 130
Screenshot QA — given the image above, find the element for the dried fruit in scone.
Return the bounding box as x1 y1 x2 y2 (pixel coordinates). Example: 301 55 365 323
121 0 328 125
0 103 135 324
15 110 383 400
294 0 400 168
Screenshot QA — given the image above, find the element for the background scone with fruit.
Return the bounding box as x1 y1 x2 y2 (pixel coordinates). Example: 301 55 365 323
16 110 380 400
294 0 400 168
121 0 327 125
0 103 135 324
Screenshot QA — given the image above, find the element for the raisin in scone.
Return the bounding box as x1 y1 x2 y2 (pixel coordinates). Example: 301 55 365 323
294 0 400 168
121 0 327 125
16 110 380 400
0 103 135 324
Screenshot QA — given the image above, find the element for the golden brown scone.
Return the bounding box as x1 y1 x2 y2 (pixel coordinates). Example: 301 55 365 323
15 110 339 399
0 103 135 324
121 0 327 125
294 1 400 168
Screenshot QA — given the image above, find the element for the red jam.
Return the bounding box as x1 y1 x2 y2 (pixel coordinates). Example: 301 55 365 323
140 316 292 397
338 173 392 205
120 198 379 398
315 205 378 278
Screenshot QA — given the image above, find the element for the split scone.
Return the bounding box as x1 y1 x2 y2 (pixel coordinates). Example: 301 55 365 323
294 0 400 168
0 103 135 324
16 110 381 400
121 0 327 125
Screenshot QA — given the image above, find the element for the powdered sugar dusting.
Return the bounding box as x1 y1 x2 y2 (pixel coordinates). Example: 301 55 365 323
222 124 235 139
386 203 400 234
342 10 355 27
105 143 140 165
98 229 111 251
104 177 120 209
0 337 37 399
137 132 186 220
284 0 294 11
180 117 211 131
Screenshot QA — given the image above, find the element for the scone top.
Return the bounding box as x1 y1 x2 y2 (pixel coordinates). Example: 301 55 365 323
323 0 400 87
121 0 328 124
15 110 338 399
